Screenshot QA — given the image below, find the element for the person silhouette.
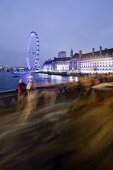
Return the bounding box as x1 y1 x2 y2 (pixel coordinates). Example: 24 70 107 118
25 76 37 120
16 79 27 111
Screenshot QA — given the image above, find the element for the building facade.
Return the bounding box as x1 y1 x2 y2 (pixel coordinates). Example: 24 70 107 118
42 47 113 74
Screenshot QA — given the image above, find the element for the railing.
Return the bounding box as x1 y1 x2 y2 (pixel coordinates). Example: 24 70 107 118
1 79 113 114
0 84 59 111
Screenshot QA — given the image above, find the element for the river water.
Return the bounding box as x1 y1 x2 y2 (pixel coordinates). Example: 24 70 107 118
0 72 76 92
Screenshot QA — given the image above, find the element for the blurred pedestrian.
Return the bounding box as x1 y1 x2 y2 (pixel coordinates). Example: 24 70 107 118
27 76 35 93
16 79 27 111
25 76 38 120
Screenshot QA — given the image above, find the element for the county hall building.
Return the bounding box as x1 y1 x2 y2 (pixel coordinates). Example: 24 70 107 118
42 47 113 74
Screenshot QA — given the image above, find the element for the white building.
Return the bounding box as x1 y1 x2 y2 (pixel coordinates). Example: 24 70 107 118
77 47 113 74
43 47 113 74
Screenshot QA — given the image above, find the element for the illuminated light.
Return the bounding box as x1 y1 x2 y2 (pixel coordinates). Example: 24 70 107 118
38 73 48 78
56 64 69 71
18 67 25 70
75 77 78 81
51 75 62 81
69 76 74 82
57 64 63 71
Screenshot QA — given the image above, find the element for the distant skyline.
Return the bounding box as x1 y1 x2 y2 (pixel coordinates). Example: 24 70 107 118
0 0 113 67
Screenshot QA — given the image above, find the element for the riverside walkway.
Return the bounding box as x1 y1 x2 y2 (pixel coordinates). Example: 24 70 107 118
1 75 113 169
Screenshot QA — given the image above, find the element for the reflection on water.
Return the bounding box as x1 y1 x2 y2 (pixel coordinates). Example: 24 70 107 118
38 73 49 78
51 75 63 81
0 72 76 91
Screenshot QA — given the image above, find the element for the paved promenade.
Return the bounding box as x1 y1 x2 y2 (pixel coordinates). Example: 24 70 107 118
1 76 113 169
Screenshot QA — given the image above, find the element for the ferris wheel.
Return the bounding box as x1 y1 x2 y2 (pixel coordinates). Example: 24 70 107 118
26 31 40 70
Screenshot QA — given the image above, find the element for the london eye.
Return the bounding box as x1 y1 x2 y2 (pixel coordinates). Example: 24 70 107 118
26 31 40 70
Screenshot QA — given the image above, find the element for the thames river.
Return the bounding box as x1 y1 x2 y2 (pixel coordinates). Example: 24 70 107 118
0 72 76 92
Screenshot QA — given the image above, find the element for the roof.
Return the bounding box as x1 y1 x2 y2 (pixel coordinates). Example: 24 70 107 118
43 48 113 65
72 48 113 60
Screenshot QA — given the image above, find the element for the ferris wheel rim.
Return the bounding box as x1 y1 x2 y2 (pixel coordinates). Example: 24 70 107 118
26 31 40 70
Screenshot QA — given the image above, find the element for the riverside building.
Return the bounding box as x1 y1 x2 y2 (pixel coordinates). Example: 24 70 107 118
42 47 113 74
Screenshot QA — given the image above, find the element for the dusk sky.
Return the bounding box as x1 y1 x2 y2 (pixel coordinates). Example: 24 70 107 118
0 0 113 67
